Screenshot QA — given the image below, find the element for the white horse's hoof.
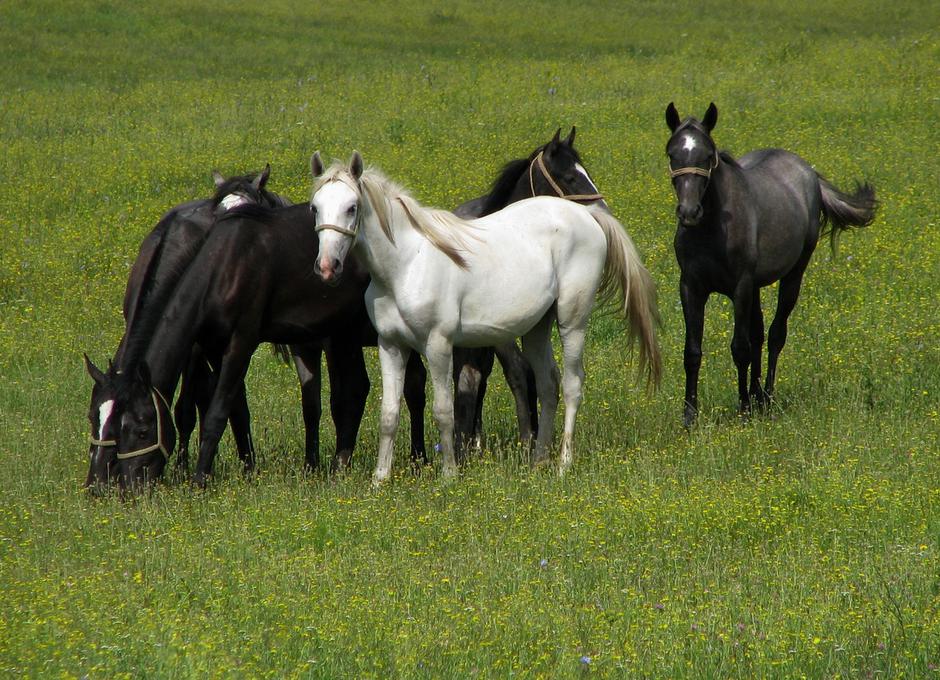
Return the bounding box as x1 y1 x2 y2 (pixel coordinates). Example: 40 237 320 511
371 472 390 488
441 465 458 480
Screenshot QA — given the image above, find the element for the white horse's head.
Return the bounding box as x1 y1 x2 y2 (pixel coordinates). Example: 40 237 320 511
310 151 364 284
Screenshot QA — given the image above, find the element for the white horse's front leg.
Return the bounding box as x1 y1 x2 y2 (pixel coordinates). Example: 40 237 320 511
425 335 457 479
373 337 409 486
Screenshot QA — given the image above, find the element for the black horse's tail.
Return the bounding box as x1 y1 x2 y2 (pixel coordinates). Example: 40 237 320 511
270 343 293 365
818 177 877 252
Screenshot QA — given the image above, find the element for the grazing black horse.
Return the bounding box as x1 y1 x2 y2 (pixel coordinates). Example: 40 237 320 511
665 103 877 426
111 203 427 489
84 167 289 490
450 127 608 455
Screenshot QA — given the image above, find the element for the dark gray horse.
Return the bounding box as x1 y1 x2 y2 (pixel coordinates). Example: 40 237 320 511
665 103 877 426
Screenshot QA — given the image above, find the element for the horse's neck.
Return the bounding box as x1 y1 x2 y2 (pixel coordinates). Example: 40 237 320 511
142 288 204 399
356 205 421 289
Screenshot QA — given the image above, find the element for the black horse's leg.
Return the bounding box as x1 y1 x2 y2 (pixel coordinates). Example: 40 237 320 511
226 380 256 473
765 259 810 402
205 353 255 473
452 347 485 462
403 350 428 469
679 278 708 427
494 341 538 443
731 278 755 415
173 349 205 472
748 287 768 407
291 342 323 471
324 339 369 473
192 341 254 488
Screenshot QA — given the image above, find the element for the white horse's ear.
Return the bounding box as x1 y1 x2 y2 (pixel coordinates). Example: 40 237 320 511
311 152 324 178
665 102 681 132
253 163 271 190
565 126 576 147
212 170 226 188
703 102 718 132
349 151 363 180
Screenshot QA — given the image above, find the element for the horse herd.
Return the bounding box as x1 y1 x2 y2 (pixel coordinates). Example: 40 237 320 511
83 103 877 493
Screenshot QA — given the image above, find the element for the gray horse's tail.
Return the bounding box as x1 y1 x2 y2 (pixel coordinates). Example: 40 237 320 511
818 178 877 252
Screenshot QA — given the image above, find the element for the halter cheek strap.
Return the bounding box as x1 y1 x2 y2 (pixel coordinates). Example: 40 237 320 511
528 151 605 203
116 388 171 462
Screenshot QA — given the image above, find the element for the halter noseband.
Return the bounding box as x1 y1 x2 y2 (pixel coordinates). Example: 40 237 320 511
528 151 605 203
669 149 720 180
116 388 171 462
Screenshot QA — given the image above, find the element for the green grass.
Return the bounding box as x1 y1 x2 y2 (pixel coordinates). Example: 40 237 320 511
1 0 939 677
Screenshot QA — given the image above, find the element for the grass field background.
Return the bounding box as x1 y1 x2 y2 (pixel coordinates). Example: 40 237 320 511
1 1 938 677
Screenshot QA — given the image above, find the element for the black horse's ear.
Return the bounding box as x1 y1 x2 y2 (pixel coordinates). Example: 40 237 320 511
311 152 325 178
703 102 718 132
349 151 364 181
84 353 106 385
253 163 271 190
666 102 681 132
212 170 226 189
565 126 576 147
550 128 562 147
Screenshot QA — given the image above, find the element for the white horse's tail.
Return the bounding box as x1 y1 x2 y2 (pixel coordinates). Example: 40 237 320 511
587 205 662 389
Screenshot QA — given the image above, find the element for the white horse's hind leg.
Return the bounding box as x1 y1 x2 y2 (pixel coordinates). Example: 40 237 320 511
557 324 587 475
425 335 458 479
373 338 409 486
521 310 560 466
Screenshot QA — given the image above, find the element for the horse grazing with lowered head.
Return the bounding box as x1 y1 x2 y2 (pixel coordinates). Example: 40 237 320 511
311 151 660 485
450 126 609 456
665 102 877 426
106 201 428 490
84 166 289 492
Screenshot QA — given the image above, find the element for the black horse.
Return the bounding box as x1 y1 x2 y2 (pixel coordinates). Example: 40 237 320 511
665 103 877 426
84 167 290 490
450 127 608 455
111 203 427 489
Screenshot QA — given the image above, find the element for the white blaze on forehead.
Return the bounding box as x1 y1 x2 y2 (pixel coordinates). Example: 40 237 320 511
682 135 697 152
313 180 359 223
220 193 251 211
574 163 599 192
97 399 115 440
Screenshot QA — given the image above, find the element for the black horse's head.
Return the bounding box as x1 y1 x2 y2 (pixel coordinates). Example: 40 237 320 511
211 164 285 213
529 127 607 208
84 354 121 494
476 126 607 217
665 102 719 227
113 362 174 491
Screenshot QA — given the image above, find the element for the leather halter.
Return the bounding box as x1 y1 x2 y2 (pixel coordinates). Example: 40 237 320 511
116 388 171 462
528 151 605 202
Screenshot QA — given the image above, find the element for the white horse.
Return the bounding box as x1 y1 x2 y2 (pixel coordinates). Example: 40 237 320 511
310 151 660 484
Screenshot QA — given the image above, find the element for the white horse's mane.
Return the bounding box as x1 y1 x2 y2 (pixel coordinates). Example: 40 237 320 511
314 162 478 268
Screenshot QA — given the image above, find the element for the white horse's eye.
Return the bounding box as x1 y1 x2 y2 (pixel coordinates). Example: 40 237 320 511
347 205 357 217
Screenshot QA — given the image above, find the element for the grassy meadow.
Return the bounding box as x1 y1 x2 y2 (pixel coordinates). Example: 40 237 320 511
1 0 939 676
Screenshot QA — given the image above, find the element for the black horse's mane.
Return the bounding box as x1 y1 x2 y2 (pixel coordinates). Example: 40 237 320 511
114 234 212 399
